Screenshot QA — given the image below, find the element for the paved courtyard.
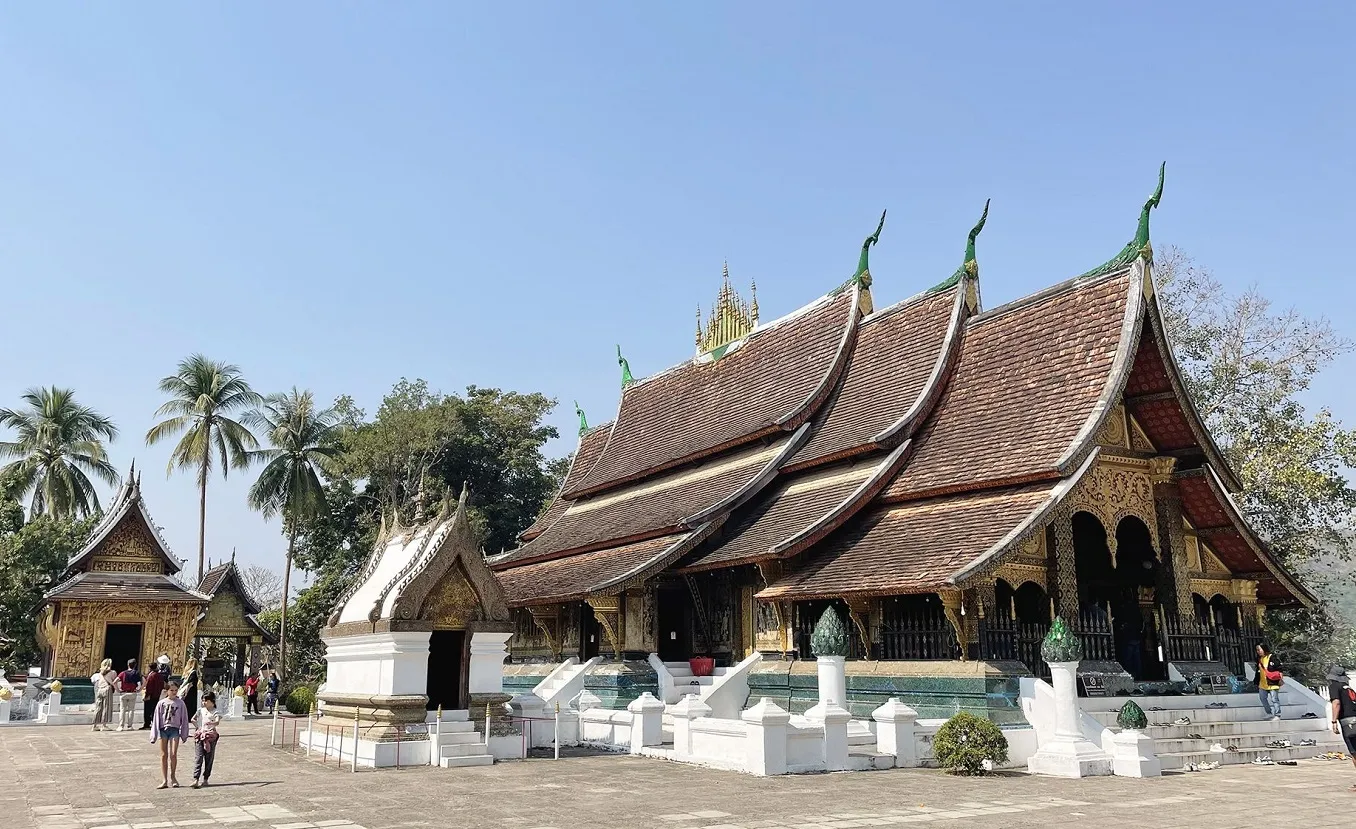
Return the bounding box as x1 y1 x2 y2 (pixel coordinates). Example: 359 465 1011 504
3 719 1353 829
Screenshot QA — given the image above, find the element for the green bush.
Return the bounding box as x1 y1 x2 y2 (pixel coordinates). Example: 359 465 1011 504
932 711 1008 775
284 685 316 716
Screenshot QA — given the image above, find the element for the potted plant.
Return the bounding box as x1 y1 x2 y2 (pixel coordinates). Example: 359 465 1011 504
688 656 715 677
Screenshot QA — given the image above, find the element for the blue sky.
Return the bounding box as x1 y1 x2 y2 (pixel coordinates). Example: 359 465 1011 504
2 2 1353 580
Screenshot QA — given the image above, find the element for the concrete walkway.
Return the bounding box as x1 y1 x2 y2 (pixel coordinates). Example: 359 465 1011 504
4 719 1353 829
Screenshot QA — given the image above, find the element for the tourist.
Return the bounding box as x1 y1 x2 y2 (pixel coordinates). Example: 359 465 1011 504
264 668 280 714
141 660 166 729
1255 644 1283 721
90 658 117 731
181 658 199 716
115 659 142 731
191 690 221 788
244 671 260 715
1328 665 1356 788
150 679 189 788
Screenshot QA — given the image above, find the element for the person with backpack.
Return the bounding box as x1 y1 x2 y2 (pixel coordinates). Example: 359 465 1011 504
141 661 166 729
1329 665 1356 787
115 659 143 731
90 659 118 731
1255 643 1283 721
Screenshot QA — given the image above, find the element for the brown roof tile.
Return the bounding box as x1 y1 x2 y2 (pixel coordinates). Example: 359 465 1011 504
682 461 877 571
757 483 1057 601
519 423 612 542
789 287 959 469
885 272 1134 500
45 572 205 604
565 288 858 497
496 438 787 566
498 533 687 606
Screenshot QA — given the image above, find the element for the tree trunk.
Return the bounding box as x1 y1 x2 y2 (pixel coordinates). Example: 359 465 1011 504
279 523 296 682
197 435 210 584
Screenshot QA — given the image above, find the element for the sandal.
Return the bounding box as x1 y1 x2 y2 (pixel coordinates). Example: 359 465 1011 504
156 782 168 790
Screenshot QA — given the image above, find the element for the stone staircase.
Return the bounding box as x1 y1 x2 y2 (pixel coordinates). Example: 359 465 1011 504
433 712 494 768
532 656 601 708
660 660 728 700
1082 690 1342 771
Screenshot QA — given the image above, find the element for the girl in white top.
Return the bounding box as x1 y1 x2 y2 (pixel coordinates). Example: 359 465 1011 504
191 691 222 788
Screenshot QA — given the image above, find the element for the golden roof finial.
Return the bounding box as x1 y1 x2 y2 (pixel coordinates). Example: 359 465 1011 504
697 261 757 355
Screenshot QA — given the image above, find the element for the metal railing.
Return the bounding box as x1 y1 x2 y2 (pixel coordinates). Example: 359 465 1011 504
1072 606 1115 661
878 603 958 661
978 616 1049 677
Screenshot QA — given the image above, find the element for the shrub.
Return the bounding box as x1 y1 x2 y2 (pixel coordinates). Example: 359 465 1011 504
284 685 316 716
932 711 1008 775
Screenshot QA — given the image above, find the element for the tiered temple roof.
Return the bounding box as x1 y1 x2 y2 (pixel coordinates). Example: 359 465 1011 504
493 173 1314 611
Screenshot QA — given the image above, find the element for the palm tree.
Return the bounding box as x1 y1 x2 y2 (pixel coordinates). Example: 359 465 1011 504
146 355 262 582
245 389 342 679
0 386 120 519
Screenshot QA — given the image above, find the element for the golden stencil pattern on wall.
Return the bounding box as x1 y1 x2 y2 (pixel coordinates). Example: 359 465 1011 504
50 601 197 677
89 519 165 573
1065 458 1159 552
419 562 478 630
196 592 257 638
1096 404 1130 448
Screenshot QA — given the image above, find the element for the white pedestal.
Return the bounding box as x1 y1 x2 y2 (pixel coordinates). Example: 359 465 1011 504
671 694 711 756
872 697 919 767
742 698 790 776
1027 660 1111 778
0 699 11 724
468 632 513 695
626 692 665 753
227 695 245 720
818 702 851 771
1110 729 1161 778
322 631 432 698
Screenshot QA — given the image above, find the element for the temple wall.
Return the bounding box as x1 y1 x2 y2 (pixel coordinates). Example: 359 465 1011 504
45 600 197 679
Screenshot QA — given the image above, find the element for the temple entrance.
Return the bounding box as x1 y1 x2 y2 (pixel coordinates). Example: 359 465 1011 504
579 603 601 660
103 623 142 671
656 587 692 661
425 630 465 711
1113 517 1165 680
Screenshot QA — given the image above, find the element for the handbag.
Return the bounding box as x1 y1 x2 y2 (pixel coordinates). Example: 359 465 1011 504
1340 716 1356 740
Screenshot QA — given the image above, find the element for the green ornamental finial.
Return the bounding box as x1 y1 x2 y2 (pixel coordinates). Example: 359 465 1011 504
616 345 634 387
854 210 887 286
1080 162 1167 278
1040 616 1083 663
810 606 850 658
574 400 588 436
929 200 991 292
1116 699 1148 730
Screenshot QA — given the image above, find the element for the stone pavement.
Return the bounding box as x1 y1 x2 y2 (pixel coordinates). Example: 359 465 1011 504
3 719 1354 829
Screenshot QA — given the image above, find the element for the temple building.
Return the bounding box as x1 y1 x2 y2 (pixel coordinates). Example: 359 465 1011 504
194 555 276 686
490 167 1314 715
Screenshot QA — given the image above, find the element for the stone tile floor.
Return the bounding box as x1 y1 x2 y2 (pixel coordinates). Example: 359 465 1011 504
4 720 1354 829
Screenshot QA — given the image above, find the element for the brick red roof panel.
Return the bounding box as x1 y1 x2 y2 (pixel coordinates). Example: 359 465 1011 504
46 573 204 604
790 288 957 467
566 289 856 495
520 424 611 542
758 483 1055 600
498 533 686 605
886 273 1132 499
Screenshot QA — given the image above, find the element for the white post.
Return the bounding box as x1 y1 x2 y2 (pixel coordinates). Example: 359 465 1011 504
804 655 846 723
871 697 919 767
670 694 711 757
0 696 11 724
819 702 851 771
467 632 514 695
1110 728 1162 778
626 692 665 753
270 704 279 746
227 691 244 720
429 706 442 768
484 703 492 746
553 702 561 760
1027 660 1111 778
351 710 359 773
741 698 790 776
305 713 313 757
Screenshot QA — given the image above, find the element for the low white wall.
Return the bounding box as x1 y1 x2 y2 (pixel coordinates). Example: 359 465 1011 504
578 708 632 749
688 717 746 763
300 728 432 768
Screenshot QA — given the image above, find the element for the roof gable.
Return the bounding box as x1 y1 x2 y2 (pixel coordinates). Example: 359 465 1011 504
197 559 261 615
67 474 182 577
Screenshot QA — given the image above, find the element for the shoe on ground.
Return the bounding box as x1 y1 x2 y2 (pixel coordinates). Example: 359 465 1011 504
1299 739 1317 747
1174 716 1192 725
1301 712 1318 719
1206 702 1228 709
115 726 124 732
191 780 200 789
1251 756 1275 766
1226 745 1240 752
1270 715 1281 721
1210 742 1226 753
1186 733 1205 740
1277 760 1298 766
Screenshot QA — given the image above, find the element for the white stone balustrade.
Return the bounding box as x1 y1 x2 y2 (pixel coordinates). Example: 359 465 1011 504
871 697 919 767
741 698 790 776
626 692 665 753
671 694 712 756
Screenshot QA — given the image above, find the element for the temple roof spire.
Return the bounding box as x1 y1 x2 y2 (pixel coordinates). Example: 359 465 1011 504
617 345 635 387
574 400 589 436
1081 162 1166 278
696 261 758 357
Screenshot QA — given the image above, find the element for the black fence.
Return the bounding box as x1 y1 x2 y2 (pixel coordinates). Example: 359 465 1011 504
793 600 868 660
1073 606 1115 661
979 615 1050 677
878 601 959 660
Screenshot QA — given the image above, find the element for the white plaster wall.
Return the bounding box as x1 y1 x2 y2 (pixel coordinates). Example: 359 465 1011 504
688 718 747 762
579 709 632 748
785 723 826 772
300 729 432 768
323 632 431 697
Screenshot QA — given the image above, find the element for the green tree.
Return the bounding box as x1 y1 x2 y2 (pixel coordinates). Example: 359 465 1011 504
0 515 95 672
145 355 261 583
1156 248 1356 677
245 389 342 680
0 386 119 520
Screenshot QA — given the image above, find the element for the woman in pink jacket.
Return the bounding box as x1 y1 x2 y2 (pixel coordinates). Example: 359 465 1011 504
150 680 189 788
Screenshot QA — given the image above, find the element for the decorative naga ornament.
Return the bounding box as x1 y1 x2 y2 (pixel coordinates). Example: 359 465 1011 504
1117 699 1148 730
852 210 886 315
810 605 850 658
616 345 635 387
932 199 990 293
696 261 758 356
1040 616 1083 663
1082 162 1166 277
573 401 589 436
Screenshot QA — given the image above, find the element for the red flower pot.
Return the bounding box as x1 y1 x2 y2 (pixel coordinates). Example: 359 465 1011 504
689 657 715 677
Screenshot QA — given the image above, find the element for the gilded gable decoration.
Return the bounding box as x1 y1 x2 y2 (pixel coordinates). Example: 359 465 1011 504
697 262 759 355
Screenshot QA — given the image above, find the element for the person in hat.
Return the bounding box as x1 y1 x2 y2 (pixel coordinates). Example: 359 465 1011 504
1328 664 1356 786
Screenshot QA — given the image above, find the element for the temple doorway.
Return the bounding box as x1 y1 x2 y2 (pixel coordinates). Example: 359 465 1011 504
103 623 142 671
579 603 601 660
1113 517 1165 680
425 630 465 711
656 587 693 661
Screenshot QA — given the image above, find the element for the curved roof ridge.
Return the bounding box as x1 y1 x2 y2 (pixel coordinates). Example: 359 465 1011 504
969 264 1134 328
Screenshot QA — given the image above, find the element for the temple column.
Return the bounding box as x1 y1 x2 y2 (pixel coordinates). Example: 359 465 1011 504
528 605 564 661
1150 458 1193 618
939 590 969 661
844 597 873 659
1050 511 1079 622
586 597 623 659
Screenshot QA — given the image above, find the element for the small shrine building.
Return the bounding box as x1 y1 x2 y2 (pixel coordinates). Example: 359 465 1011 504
195 555 276 686
489 168 1314 714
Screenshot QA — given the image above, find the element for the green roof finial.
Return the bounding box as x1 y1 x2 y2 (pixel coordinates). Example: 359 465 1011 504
573 400 588 436
1040 616 1084 663
1080 162 1167 278
617 345 634 387
810 606 850 658
929 199 991 292
854 209 887 286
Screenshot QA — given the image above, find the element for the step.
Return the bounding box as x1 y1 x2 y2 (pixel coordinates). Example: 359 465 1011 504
1143 718 1331 740
439 754 494 768
848 748 895 771
1158 743 1324 770
432 720 477 734
441 742 492 758
439 732 484 745
1153 732 1329 753
1089 707 1311 726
